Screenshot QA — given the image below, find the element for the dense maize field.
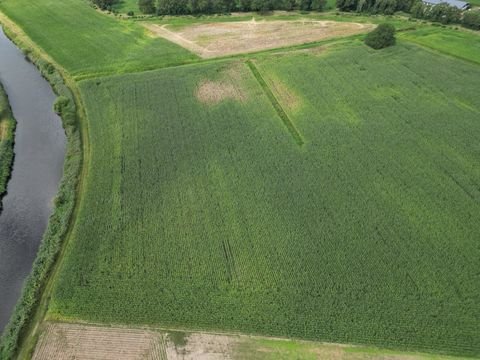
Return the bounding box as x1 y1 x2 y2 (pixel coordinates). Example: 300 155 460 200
50 43 480 356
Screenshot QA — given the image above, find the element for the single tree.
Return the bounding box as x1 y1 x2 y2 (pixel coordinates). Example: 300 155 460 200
365 23 396 49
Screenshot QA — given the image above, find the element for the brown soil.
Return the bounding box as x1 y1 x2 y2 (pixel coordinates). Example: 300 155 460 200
32 322 459 360
32 323 167 360
166 333 239 360
144 19 373 58
32 323 239 360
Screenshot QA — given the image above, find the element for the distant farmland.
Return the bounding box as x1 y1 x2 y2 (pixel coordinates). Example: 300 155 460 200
0 0 198 78
49 43 480 356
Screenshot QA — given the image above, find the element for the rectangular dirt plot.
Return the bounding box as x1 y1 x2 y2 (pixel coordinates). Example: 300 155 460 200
144 20 374 58
33 323 167 360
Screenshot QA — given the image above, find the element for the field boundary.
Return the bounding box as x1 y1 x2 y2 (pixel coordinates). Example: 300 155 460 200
246 60 304 146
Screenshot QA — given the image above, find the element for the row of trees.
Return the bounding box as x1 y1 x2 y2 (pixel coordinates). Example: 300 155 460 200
89 0 480 30
411 2 461 23
337 0 480 29
337 0 414 14
138 0 328 15
91 0 117 10
410 2 480 27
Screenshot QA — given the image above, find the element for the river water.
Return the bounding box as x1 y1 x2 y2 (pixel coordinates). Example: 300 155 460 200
0 27 66 332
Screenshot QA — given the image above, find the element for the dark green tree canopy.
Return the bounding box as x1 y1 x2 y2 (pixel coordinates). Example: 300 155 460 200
155 0 327 15
139 0 156 13
365 23 396 49
463 10 480 30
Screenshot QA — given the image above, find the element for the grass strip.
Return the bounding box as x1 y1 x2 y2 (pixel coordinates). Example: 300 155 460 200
246 60 304 146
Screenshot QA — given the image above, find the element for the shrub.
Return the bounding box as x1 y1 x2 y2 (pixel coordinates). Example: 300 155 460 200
365 23 396 49
463 10 480 30
127 10 135 16
53 96 70 116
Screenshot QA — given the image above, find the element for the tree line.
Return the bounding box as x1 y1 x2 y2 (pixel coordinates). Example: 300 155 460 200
337 0 479 29
139 0 327 15
90 0 479 30
91 0 117 10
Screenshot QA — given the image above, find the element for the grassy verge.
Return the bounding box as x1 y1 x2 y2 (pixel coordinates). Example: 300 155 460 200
0 18 83 360
0 82 16 210
400 26 480 65
139 11 416 30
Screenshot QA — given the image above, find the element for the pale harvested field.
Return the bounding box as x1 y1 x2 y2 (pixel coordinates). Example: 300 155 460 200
33 322 465 360
33 323 167 360
144 19 374 58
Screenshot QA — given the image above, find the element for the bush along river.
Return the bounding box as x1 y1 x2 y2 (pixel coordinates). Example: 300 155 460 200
0 27 66 332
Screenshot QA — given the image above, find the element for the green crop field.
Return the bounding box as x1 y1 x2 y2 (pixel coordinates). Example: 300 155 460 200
1 0 480 357
48 42 480 357
0 0 197 78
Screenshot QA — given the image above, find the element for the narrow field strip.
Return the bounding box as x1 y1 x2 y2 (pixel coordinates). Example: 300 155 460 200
33 322 472 360
246 60 304 146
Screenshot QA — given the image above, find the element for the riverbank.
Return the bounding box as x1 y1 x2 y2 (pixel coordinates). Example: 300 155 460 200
0 18 84 359
0 82 15 209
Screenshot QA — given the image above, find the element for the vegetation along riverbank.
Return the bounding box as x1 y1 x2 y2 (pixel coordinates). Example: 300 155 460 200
0 22 82 360
0 82 16 210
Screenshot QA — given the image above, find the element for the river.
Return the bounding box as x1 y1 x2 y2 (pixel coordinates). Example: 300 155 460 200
0 27 66 332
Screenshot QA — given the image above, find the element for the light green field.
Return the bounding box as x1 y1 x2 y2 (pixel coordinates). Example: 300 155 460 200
0 0 198 78
113 0 138 14
48 42 480 357
400 27 480 64
236 337 473 360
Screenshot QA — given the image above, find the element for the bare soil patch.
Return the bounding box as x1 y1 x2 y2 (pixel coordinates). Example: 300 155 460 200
32 322 461 360
32 323 167 360
166 333 239 360
195 63 249 105
32 323 239 360
144 20 374 58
